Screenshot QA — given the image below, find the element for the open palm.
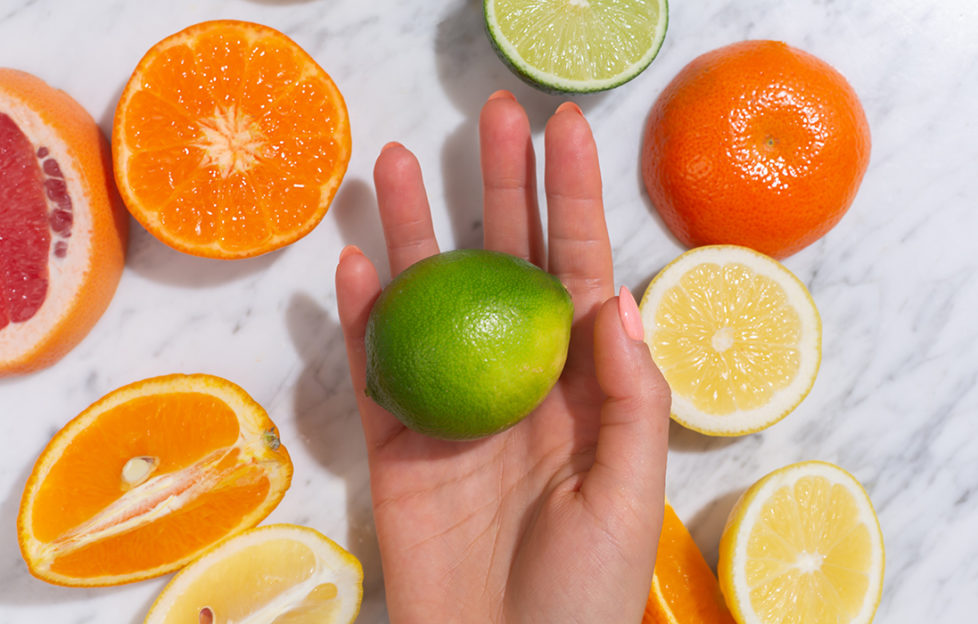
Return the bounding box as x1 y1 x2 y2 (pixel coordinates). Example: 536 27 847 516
336 92 670 623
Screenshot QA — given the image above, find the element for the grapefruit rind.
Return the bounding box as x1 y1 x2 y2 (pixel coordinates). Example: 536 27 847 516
639 245 821 436
0 69 127 375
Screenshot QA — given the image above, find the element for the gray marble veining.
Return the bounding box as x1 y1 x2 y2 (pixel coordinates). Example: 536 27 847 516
1 0 977 622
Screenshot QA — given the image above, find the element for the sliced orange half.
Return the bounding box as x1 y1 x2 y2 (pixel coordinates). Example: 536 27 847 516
112 20 351 259
644 501 736 624
17 373 293 586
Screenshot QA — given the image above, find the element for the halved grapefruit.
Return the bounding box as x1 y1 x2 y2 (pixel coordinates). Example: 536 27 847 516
0 68 128 376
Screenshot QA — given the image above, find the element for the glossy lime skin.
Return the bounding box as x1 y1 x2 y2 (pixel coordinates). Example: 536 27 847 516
365 249 573 440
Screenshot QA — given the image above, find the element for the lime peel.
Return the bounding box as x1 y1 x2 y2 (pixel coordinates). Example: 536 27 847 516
484 0 669 93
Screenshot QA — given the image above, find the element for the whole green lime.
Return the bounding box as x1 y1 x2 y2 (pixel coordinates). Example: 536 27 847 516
364 249 573 440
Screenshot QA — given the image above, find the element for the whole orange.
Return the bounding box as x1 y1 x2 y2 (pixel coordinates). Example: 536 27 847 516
641 40 870 259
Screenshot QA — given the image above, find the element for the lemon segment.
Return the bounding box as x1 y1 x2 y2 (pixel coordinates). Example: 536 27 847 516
144 524 363 624
718 461 884 624
639 245 821 436
484 0 668 93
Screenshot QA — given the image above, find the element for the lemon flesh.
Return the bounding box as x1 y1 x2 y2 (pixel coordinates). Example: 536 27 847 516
484 0 669 93
719 461 885 624
144 524 363 624
365 249 573 440
639 245 821 436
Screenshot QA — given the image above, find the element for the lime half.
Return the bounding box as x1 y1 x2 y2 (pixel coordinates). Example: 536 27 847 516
484 0 669 93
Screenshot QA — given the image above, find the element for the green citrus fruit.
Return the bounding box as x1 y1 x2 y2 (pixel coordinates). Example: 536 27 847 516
364 249 573 440
484 0 669 93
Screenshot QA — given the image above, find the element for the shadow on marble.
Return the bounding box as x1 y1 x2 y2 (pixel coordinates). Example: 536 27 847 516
97 81 125 140
123 223 283 287
284 291 388 618
685 487 747 570
433 0 609 133
243 0 318 5
633 104 685 252
441 117 484 250
330 177 389 278
667 420 746 453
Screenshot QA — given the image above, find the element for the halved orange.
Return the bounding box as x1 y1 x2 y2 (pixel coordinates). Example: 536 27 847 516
644 501 736 624
112 20 351 259
0 68 128 376
17 373 293 586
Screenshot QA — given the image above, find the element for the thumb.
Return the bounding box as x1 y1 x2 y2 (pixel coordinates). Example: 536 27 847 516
580 286 670 523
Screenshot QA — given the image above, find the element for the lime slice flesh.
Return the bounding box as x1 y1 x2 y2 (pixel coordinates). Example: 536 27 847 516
485 0 669 93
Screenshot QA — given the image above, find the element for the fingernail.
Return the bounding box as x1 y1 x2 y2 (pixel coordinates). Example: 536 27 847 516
339 244 363 262
618 286 645 342
488 89 516 101
556 101 583 116
380 141 402 154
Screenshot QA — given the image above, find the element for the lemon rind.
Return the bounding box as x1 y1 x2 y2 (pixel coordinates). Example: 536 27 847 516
719 461 885 624
144 523 363 624
639 245 822 436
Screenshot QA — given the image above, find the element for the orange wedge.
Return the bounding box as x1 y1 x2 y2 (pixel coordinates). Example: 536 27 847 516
17 373 293 586
112 20 351 259
644 501 736 624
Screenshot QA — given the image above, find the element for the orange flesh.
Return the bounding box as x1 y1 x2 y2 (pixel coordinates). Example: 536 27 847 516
645 504 735 623
118 23 348 253
30 392 271 577
48 474 270 577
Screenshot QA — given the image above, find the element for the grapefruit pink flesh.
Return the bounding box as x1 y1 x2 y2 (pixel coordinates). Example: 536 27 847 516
0 112 74 330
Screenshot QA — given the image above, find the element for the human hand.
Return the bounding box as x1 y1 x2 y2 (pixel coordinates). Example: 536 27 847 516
336 91 671 623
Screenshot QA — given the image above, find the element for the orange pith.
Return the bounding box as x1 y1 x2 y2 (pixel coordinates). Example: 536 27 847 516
641 40 870 259
17 374 293 586
644 502 735 624
112 20 351 259
0 68 128 376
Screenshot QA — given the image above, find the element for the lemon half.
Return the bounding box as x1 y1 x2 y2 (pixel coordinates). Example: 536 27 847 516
639 245 821 436
144 524 362 624
718 461 885 624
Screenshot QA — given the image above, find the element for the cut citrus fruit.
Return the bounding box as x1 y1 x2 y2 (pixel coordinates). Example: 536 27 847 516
484 0 668 93
718 461 884 624
638 245 820 436
144 523 363 624
112 20 351 259
644 501 736 624
0 68 128 376
18 373 293 586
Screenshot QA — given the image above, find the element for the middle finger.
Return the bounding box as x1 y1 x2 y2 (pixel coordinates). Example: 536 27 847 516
480 90 545 266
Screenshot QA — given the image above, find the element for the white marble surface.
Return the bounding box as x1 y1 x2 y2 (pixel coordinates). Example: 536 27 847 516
1 0 977 622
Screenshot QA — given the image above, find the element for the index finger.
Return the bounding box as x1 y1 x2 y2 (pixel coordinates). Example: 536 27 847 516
374 142 440 276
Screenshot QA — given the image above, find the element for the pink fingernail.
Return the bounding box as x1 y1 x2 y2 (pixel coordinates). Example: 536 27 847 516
618 286 645 342
339 244 363 262
556 101 583 116
488 89 516 101
380 141 402 154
